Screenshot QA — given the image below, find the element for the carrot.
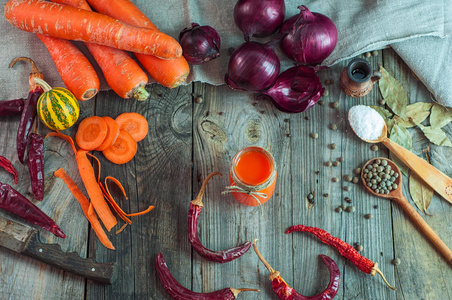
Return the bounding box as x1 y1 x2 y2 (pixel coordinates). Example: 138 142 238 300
102 130 137 165
45 131 117 231
76 116 108 150
4 0 182 59
77 150 117 231
54 168 115 250
115 113 149 142
51 0 150 101
36 34 99 101
95 117 120 151
86 0 190 88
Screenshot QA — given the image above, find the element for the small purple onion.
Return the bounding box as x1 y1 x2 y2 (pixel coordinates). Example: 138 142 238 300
225 41 280 92
279 5 337 65
179 23 221 65
260 65 324 113
234 0 285 40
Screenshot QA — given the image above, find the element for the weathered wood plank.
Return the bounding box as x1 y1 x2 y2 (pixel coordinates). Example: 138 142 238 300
0 100 94 299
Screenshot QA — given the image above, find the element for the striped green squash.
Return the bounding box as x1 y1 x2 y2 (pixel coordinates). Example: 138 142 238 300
35 79 80 130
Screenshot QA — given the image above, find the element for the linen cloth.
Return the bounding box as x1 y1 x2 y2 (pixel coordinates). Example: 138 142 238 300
1 0 451 107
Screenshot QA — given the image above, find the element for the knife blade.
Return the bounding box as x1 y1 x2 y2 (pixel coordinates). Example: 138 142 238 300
0 216 117 284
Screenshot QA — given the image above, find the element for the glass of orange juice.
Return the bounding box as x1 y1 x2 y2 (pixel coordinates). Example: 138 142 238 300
225 146 277 206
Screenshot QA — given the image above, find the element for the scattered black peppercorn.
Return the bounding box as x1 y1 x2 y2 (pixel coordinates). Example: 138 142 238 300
345 206 355 213
329 143 337 150
325 161 332 167
323 193 329 197
195 96 203 103
310 132 319 139
344 175 352 182
332 177 338 182
332 161 340 167
344 197 352 203
343 186 350 191
354 168 361 175
335 207 343 213
379 99 386 105
356 244 363 251
364 214 373 220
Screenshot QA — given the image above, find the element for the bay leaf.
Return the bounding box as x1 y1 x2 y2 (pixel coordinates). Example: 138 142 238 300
393 102 432 128
409 172 434 213
378 66 408 119
430 104 452 129
386 118 395 135
369 105 393 120
389 122 412 176
417 123 452 147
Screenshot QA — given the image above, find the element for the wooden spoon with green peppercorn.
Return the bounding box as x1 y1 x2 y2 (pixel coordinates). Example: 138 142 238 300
352 121 452 206
361 157 452 266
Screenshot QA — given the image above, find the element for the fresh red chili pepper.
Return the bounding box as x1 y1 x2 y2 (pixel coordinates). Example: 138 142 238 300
189 172 251 263
9 57 44 164
0 155 19 184
0 99 25 116
0 182 65 238
253 240 340 300
286 225 396 290
156 252 259 299
27 133 45 201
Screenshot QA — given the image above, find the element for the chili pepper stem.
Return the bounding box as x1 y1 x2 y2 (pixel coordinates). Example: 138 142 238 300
252 240 280 280
229 288 260 299
371 263 396 290
190 172 222 207
9 57 40 74
33 78 52 93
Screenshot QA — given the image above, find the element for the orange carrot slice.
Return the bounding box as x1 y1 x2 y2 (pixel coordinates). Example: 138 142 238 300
95 116 120 151
75 116 108 150
102 130 137 164
115 112 148 142
54 168 115 250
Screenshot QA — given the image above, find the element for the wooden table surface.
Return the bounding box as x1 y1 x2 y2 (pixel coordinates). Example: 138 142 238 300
1 49 451 300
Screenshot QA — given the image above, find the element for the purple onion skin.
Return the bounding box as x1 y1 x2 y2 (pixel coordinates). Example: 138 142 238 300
234 0 285 41
225 41 280 92
280 5 337 65
179 23 221 65
261 65 324 113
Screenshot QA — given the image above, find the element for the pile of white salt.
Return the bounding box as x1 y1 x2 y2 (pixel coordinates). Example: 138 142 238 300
348 105 385 141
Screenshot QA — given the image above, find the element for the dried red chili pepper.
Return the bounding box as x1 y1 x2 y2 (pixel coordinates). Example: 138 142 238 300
0 99 25 116
0 155 19 184
286 225 396 290
156 252 259 299
27 133 45 201
253 240 340 300
0 181 65 238
189 172 251 263
9 57 44 164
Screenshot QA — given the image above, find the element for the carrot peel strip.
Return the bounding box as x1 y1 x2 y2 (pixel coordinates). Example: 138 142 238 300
99 182 132 224
45 131 77 155
105 176 128 199
54 168 115 250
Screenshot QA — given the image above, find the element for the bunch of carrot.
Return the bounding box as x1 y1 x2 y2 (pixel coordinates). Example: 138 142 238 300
48 112 152 249
4 0 190 101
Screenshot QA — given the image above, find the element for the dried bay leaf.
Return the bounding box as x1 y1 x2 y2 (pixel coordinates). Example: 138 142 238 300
389 122 412 176
394 102 432 128
417 123 452 147
378 66 408 119
369 105 393 120
409 172 434 213
430 104 452 129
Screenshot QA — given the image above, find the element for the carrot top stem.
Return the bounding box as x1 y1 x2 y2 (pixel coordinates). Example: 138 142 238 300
371 263 396 290
33 78 52 92
190 172 221 207
133 87 149 101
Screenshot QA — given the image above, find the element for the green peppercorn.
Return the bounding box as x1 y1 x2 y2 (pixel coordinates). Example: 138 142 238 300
338 157 344 162
340 204 347 210
392 183 398 189
392 258 401 266
307 193 314 200
332 177 338 182
352 177 359 184
335 207 343 213
318 100 325 106
310 132 319 139
354 168 362 175
325 161 332 167
323 90 329 96
195 96 203 103
372 50 379 56
346 206 355 213
371 145 379 151
364 169 369 174
330 143 337 149
330 101 339 109
381 160 388 166
364 52 371 57
356 244 363 251
333 161 340 167
379 99 386 105
344 175 352 182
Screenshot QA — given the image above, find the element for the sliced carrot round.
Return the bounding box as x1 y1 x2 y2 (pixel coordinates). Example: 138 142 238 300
75 116 108 150
102 130 137 164
115 112 149 142
95 116 120 151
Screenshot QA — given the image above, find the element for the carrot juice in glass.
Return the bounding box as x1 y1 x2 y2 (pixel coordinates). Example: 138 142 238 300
226 146 277 206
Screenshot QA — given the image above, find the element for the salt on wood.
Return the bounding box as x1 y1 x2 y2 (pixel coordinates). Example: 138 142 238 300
348 105 385 141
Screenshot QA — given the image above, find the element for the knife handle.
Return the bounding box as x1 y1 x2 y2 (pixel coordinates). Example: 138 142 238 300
22 233 117 284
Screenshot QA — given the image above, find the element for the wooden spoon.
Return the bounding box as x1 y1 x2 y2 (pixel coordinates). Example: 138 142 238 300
353 121 452 205
361 157 452 266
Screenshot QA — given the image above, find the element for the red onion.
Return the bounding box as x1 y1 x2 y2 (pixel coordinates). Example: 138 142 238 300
234 0 285 40
179 23 221 65
225 41 280 92
260 65 324 113
279 5 337 65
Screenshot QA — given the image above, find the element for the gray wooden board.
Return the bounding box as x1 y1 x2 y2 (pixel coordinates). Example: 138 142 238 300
0 49 451 299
